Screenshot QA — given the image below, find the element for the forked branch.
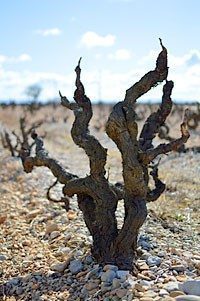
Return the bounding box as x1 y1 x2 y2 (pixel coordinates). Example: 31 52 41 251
140 109 190 164
20 132 77 184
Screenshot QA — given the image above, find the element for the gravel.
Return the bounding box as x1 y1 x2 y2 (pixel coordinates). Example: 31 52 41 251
0 113 200 301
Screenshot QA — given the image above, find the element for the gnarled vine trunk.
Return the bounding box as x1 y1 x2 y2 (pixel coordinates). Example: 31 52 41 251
20 40 190 271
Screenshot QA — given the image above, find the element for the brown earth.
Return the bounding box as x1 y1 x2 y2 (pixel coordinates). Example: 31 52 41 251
0 103 199 301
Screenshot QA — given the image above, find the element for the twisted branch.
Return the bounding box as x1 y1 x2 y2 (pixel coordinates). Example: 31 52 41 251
60 58 107 178
124 38 168 105
140 109 190 164
146 159 166 203
47 180 70 211
20 132 77 184
139 80 174 151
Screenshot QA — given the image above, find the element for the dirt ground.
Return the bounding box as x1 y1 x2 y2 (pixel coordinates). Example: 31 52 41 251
0 103 200 301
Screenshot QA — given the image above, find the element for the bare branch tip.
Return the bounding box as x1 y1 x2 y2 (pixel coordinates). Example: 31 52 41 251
75 57 82 71
31 131 38 140
157 157 162 165
59 90 63 98
59 90 70 106
159 38 164 49
78 57 82 66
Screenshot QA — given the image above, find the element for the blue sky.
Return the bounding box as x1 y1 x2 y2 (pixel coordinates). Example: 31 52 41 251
0 0 200 102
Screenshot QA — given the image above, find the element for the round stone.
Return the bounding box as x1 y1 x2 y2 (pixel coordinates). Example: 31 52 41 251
179 280 200 296
146 255 162 267
101 270 116 283
69 259 83 274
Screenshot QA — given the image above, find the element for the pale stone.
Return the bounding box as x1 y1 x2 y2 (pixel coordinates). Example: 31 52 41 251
139 280 152 287
69 259 83 274
103 264 118 271
135 283 147 292
127 292 134 301
45 222 59 234
157 251 167 257
115 288 128 298
85 281 99 291
112 278 121 289
58 246 71 255
101 270 116 283
85 267 101 280
88 288 99 295
0 254 7 261
159 289 169 296
67 210 77 220
116 270 130 280
76 270 88 278
146 255 162 267
138 262 150 270
138 273 151 281
50 261 69 273
164 281 180 292
171 264 186 272
27 209 41 219
179 280 200 296
176 275 188 282
175 296 200 301
22 240 31 247
101 282 112 293
50 231 60 239
170 290 185 297
142 290 158 298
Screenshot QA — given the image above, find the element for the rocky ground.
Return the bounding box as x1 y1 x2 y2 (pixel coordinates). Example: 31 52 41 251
0 105 200 300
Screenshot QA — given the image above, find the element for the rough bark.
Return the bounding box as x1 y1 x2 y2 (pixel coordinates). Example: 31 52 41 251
20 41 190 270
139 80 174 151
157 104 200 153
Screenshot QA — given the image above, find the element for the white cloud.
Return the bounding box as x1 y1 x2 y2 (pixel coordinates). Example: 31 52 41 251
94 53 103 60
169 50 200 67
0 53 31 65
81 31 116 48
0 49 200 103
139 48 200 68
17 54 32 62
0 55 7 64
108 49 132 60
35 28 62 37
0 67 74 101
138 48 200 101
0 63 142 101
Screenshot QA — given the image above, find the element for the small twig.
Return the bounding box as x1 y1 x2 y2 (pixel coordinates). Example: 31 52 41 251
47 180 70 211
